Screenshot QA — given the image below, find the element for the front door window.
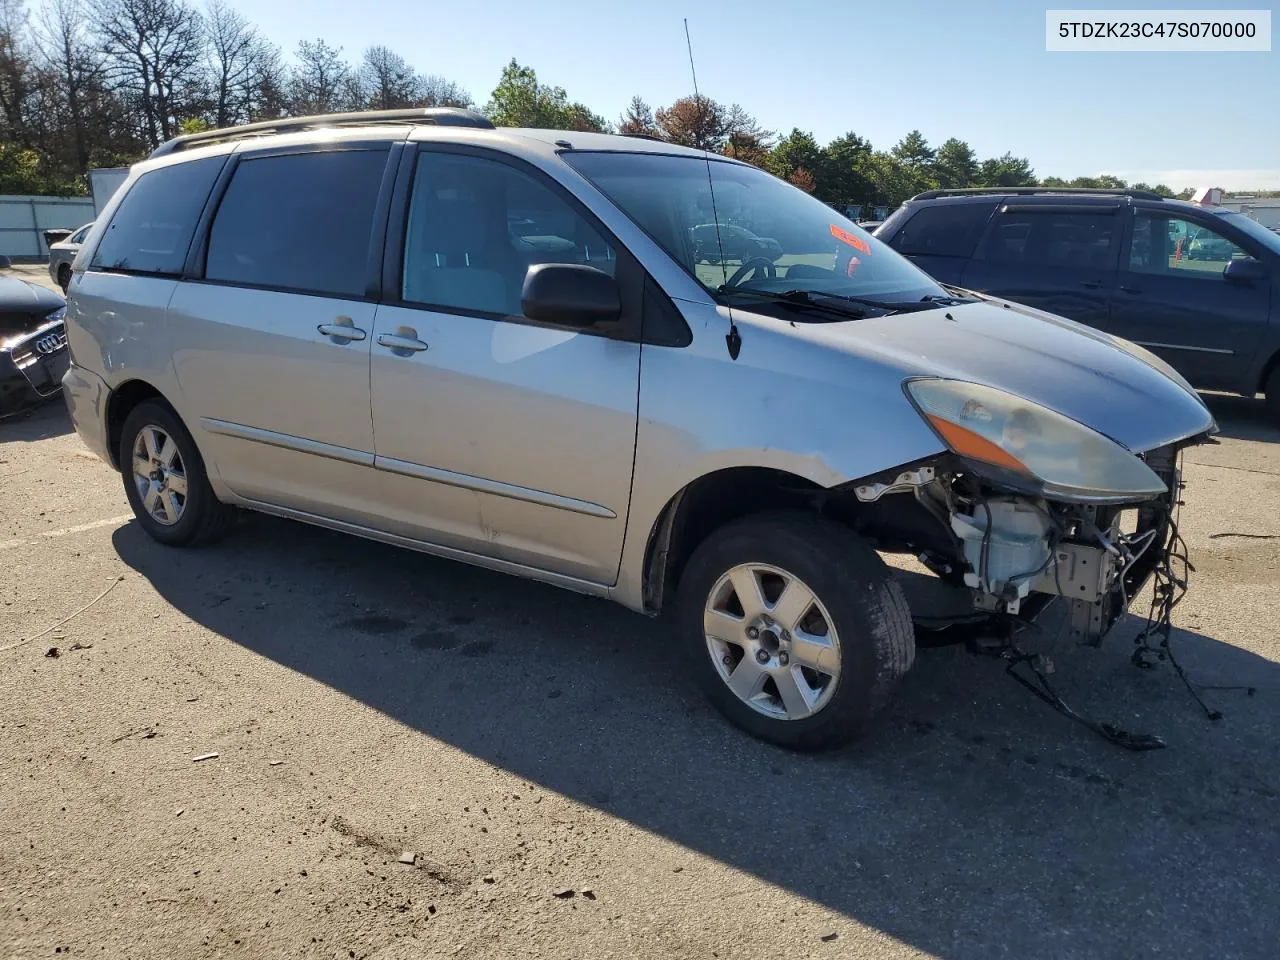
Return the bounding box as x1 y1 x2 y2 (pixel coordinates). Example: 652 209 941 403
1130 215 1249 279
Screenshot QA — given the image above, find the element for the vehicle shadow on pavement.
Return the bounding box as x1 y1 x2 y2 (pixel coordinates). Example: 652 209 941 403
112 517 1280 960
1203 393 1280 443
0 400 73 442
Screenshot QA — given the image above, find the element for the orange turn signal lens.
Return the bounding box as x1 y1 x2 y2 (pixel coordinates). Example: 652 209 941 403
926 415 1032 476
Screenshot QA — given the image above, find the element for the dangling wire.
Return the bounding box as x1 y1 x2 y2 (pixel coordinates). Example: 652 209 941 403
1129 460 1254 720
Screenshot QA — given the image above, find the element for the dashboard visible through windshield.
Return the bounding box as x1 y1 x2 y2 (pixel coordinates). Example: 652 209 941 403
563 151 948 312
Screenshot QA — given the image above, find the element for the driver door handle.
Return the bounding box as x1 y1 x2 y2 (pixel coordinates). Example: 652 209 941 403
317 320 366 342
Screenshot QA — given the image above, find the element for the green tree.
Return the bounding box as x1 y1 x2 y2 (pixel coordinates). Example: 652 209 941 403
890 129 938 196
934 137 977 189
0 142 44 192
769 128 823 184
1131 182 1176 198
892 129 935 167
976 152 1036 187
821 131 874 205
866 150 915 206
484 59 606 132
562 101 609 132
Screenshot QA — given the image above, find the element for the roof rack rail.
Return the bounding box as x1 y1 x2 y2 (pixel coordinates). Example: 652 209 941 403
149 107 495 159
910 186 1164 202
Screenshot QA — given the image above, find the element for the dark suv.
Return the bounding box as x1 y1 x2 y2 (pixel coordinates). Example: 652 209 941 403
875 188 1280 415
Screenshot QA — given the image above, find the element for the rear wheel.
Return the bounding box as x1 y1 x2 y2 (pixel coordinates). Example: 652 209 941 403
677 511 915 751
1265 366 1280 421
119 400 236 546
57 264 71 292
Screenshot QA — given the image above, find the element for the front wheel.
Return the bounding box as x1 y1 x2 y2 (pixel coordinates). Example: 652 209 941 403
677 512 915 751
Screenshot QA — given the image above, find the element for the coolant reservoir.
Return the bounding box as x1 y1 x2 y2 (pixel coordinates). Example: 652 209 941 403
950 499 1052 599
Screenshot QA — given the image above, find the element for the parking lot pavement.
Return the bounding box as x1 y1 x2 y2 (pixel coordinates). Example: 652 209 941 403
1 396 1278 960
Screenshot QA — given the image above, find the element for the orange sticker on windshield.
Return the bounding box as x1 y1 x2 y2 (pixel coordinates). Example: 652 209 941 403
830 224 871 255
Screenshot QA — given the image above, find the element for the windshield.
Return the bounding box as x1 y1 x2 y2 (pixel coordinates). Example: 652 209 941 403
563 151 947 307
1215 210 1280 256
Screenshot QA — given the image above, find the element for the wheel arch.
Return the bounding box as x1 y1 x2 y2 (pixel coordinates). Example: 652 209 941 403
638 458 960 615
641 467 823 614
1257 346 1280 396
105 379 177 470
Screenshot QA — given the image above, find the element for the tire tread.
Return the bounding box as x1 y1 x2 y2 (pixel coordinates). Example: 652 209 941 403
677 509 915 751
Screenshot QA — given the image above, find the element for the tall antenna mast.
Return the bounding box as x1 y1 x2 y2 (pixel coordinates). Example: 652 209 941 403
684 18 741 360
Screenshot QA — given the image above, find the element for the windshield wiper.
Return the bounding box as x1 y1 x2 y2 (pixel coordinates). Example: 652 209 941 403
920 292 975 306
717 287 879 319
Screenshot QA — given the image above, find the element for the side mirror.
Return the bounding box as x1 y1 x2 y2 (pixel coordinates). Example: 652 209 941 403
0 255 11 269
1224 257 1267 284
521 263 621 327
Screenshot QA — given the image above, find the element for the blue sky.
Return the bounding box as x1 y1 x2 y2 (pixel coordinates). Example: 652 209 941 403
225 0 1279 190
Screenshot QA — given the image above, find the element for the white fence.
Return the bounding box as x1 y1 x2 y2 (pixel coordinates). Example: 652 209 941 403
0 195 96 260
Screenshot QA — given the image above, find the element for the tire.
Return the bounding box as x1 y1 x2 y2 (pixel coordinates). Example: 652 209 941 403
677 511 915 751
118 400 236 546
1266 366 1280 421
57 264 71 292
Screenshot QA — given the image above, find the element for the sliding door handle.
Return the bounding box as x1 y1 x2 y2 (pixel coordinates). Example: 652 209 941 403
377 332 429 353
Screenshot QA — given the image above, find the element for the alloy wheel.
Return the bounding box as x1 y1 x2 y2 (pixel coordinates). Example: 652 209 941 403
703 563 842 720
131 425 188 526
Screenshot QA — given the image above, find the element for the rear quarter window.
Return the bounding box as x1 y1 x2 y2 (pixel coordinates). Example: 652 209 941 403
90 157 224 276
889 203 995 258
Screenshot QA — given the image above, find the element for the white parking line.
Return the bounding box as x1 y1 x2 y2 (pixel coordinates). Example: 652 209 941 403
0 514 133 551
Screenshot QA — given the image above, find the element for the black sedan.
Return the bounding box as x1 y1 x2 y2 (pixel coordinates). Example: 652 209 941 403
690 223 785 264
0 258 69 419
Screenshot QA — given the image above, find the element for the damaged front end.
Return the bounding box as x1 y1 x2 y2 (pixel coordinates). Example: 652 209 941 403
845 378 1212 648
902 443 1184 646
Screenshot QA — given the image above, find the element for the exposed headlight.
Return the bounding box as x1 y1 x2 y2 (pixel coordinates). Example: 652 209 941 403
905 378 1166 504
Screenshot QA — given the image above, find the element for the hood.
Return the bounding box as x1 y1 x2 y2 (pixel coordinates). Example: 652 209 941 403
767 297 1216 454
0 275 65 312
0 275 66 337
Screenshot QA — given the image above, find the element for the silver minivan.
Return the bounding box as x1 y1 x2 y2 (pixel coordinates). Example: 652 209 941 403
62 108 1215 750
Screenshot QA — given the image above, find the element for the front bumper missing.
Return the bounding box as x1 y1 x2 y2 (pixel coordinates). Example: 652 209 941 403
1027 444 1182 646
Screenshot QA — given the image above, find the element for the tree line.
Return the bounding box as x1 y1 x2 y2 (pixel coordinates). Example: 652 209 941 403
0 0 1202 208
